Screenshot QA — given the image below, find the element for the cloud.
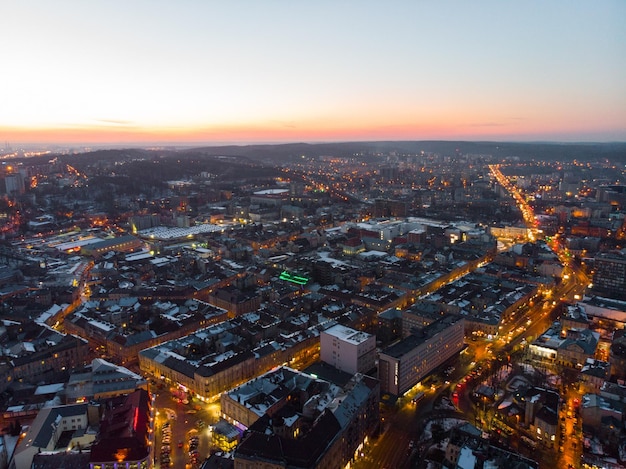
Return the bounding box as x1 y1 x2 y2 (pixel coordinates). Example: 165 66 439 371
467 122 507 127
271 120 297 129
467 117 527 127
93 118 135 126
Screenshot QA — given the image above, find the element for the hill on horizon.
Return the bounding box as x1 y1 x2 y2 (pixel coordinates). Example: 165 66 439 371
188 140 626 163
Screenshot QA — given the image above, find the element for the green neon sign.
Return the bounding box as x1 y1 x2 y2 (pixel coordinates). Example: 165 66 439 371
279 271 309 285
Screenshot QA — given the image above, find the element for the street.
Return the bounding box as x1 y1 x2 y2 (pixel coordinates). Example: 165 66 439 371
152 384 221 469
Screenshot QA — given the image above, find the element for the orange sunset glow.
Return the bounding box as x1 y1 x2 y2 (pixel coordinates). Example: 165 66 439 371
1 1 624 148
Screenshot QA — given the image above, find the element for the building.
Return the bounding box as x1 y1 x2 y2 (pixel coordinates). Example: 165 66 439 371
373 198 408 218
231 367 379 469
523 388 559 448
13 389 153 469
580 359 610 392
578 296 626 329
401 300 445 337
4 173 25 196
609 328 626 381
444 423 538 469
489 225 529 240
378 314 465 396
81 235 144 258
529 324 599 368
377 307 402 346
138 319 319 400
580 393 624 432
12 403 97 469
8 328 89 392
557 328 600 368
560 303 590 333
207 286 262 317
250 188 290 207
65 358 148 403
320 324 376 375
592 251 626 300
211 419 240 452
89 390 153 469
221 367 338 431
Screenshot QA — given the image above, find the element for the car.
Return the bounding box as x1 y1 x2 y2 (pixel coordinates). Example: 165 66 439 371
178 441 184 448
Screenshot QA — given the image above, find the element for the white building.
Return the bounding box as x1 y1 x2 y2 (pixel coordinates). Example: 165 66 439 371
12 404 96 469
320 324 376 375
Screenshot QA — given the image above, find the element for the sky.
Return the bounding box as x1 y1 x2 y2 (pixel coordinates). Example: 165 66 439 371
2 1 625 147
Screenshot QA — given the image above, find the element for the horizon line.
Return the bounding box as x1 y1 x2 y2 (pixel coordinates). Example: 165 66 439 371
3 138 626 151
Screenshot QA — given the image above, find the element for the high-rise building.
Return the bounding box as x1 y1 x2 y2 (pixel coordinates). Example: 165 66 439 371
4 172 25 195
378 314 465 396
592 251 626 300
320 324 376 375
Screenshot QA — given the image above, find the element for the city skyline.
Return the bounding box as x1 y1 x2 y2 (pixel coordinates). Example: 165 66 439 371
2 0 625 147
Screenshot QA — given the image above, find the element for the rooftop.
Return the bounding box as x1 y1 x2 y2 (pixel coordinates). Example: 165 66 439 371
322 324 373 345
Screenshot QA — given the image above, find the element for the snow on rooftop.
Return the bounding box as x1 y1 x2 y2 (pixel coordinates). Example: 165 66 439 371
253 188 289 195
54 237 101 251
323 324 372 345
23 342 36 353
86 317 115 332
35 383 65 395
139 224 223 240
457 446 477 469
317 251 352 268
125 251 154 262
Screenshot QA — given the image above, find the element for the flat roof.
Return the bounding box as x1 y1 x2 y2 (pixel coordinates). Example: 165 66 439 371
322 324 373 345
253 189 289 195
381 314 462 359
